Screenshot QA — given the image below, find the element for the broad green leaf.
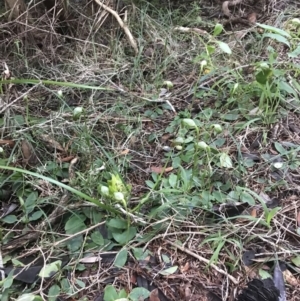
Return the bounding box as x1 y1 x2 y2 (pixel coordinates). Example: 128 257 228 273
16 294 43 301
118 289 128 298
107 218 128 229
216 41 232 54
75 279 86 288
48 284 61 301
213 23 223 36
259 269 272 279
128 287 150 301
29 210 43 221
67 235 83 252
114 249 128 268
168 174 177 188
1 215 18 223
288 44 300 58
64 215 86 235
291 256 300 267
39 260 62 278
256 23 291 38
91 231 104 246
132 248 148 260
240 191 255 205
112 227 137 245
256 69 273 85
103 285 119 301
263 33 290 47
274 142 286 155
3 270 14 289
159 266 178 276
220 153 232 168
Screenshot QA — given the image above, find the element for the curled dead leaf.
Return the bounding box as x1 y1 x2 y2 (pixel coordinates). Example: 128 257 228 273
0 139 15 147
149 288 160 301
248 12 257 24
149 166 173 173
21 139 39 167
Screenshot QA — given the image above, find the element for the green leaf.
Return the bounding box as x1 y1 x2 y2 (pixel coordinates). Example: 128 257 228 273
219 153 233 168
107 218 128 229
288 44 300 58
259 269 272 279
29 210 43 221
3 270 14 289
213 23 223 36
67 235 83 252
274 142 286 155
114 249 128 268
168 174 177 188
112 227 137 245
75 278 86 288
39 260 62 278
91 231 104 246
65 215 86 235
216 41 232 54
256 23 291 38
128 287 150 301
291 256 300 267
263 33 290 47
104 285 119 301
118 289 128 298
159 266 178 276
240 191 255 205
256 69 273 85
132 248 148 260
48 284 61 301
16 294 43 301
1 215 18 224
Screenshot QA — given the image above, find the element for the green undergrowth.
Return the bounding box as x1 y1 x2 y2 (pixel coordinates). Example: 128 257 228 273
1 2 300 301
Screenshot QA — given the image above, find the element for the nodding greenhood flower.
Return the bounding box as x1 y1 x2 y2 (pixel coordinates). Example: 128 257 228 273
163 80 174 89
174 137 184 145
182 118 197 129
197 141 209 150
175 145 183 151
211 124 223 134
100 185 109 196
0 147 3 153
114 192 127 207
73 107 83 120
57 90 63 97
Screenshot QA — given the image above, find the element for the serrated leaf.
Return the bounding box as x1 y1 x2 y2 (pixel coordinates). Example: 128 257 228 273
114 249 128 268
128 287 150 301
159 265 178 276
216 41 232 54
220 153 233 168
39 260 62 278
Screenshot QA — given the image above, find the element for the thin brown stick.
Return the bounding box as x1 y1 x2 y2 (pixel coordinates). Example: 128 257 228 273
167 240 238 284
93 0 138 55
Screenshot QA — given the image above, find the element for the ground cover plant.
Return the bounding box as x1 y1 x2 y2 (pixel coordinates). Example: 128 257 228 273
1 0 300 300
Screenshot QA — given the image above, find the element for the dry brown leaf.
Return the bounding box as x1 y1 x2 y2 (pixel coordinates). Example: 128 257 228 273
21 139 39 167
180 261 190 273
149 166 173 173
297 211 300 227
248 12 257 24
0 139 15 147
58 155 75 163
250 208 257 218
69 157 79 180
120 149 130 155
39 134 64 152
149 289 160 301
283 268 298 286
